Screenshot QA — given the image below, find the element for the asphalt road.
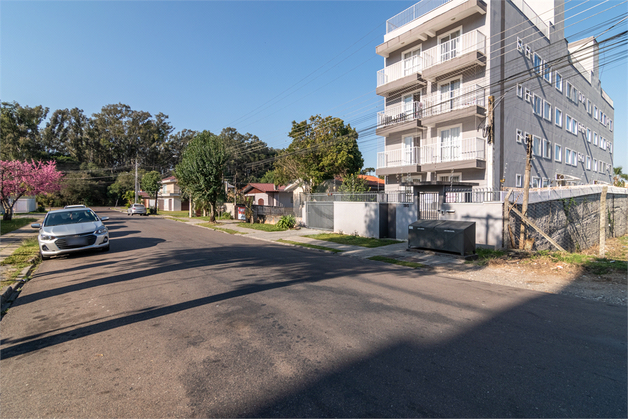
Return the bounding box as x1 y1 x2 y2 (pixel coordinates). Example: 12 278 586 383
1 208 626 418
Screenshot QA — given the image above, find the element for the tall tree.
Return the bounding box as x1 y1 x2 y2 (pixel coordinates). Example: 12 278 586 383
613 166 628 187
141 171 162 214
175 131 230 222
1 102 49 161
42 107 90 162
274 115 363 191
220 127 277 186
0 160 63 220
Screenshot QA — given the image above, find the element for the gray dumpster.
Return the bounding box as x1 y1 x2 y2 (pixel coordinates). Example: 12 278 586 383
408 220 476 256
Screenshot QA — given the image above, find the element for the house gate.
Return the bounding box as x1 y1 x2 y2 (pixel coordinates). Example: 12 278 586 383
306 202 334 230
418 192 439 220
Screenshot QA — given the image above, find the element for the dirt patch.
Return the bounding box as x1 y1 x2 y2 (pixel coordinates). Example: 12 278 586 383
442 236 627 307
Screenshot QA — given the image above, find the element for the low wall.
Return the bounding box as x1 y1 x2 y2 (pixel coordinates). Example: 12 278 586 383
393 203 418 240
334 202 380 238
440 201 504 248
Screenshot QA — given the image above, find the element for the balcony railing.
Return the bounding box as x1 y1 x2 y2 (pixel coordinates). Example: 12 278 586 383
377 138 485 169
377 84 484 129
386 0 453 34
421 84 485 118
423 30 486 68
419 137 485 164
377 55 423 87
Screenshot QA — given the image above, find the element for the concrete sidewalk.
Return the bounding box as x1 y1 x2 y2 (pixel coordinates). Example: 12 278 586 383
160 216 469 270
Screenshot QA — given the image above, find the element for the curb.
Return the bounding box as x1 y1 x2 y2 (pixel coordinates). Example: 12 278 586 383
1 256 39 314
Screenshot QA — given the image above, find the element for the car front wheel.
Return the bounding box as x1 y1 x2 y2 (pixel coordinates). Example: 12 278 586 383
102 244 110 252
40 251 50 261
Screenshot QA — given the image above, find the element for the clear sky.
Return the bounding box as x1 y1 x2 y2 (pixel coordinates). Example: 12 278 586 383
2 1 626 174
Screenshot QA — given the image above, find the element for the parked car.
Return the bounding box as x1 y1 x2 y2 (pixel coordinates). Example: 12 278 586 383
127 204 147 216
31 207 110 260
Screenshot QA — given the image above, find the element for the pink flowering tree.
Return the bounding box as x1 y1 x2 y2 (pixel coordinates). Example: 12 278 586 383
0 160 63 221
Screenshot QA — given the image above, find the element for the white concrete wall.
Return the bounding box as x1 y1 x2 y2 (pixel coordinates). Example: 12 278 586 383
440 201 503 248
393 203 418 240
333 202 380 238
15 197 37 213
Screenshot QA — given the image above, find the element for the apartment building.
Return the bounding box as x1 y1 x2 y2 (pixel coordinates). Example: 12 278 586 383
375 0 615 192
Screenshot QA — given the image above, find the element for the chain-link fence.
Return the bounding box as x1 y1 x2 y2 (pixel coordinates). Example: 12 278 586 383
506 188 627 252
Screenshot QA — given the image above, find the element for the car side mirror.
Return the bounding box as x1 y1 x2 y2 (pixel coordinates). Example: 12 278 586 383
100 216 110 221
31 223 41 228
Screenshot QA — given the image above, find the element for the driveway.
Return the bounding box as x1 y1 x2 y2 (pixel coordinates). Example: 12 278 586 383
1 209 626 417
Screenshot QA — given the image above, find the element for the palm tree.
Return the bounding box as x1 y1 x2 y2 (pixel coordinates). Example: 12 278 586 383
613 166 628 187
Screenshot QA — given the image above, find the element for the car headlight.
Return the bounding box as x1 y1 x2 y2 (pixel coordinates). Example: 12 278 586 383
40 234 56 241
95 226 108 235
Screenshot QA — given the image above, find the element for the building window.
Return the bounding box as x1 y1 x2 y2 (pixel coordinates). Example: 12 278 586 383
555 108 562 127
587 99 592 114
571 118 578 135
566 149 572 166
555 72 562 92
516 128 523 143
543 139 551 159
594 105 598 120
543 63 552 83
602 113 607 126
532 177 540 188
586 156 591 170
566 115 572 133
593 159 598 171
524 88 531 102
543 100 551 121
601 137 606 150
594 132 598 146
517 37 523 52
533 94 542 116
533 136 541 156
533 53 543 74
609 142 613 153
586 128 591 143
609 119 613 131
572 150 578 166
555 144 562 162
517 84 523 98
542 178 549 188
525 45 531 59
516 174 522 188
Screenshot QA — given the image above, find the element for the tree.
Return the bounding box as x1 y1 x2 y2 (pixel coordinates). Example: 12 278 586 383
141 171 162 214
220 127 277 186
613 166 628 187
175 131 230 222
1 102 49 161
108 170 146 206
274 115 363 191
360 167 375 175
338 173 369 193
0 160 63 220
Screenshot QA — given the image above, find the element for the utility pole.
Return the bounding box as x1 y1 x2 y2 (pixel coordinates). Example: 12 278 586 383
134 158 138 204
519 134 533 249
486 95 494 145
233 171 237 219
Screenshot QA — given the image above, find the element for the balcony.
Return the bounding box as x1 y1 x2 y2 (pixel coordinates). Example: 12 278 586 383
376 137 486 175
421 84 485 126
377 0 487 58
376 56 426 96
376 101 425 137
422 30 486 81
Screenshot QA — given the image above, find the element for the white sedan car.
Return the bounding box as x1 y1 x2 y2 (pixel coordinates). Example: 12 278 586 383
31 208 110 260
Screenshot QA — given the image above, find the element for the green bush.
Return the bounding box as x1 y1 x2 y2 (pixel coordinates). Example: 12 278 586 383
218 212 233 220
276 215 296 229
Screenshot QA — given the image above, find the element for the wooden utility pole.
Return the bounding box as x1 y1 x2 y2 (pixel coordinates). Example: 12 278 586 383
134 158 139 204
599 186 608 257
519 134 533 249
487 95 494 144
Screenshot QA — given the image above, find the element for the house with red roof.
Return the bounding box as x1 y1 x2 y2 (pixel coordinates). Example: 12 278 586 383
243 183 293 207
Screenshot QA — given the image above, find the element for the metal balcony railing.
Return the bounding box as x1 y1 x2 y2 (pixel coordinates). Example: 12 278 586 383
386 0 453 34
422 30 486 69
377 55 423 87
377 101 424 128
377 138 485 169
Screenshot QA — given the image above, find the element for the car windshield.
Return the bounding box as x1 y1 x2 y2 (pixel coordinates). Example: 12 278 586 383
44 210 99 226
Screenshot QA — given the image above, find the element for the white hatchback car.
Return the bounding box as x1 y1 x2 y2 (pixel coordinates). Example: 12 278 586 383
127 204 148 216
31 208 110 260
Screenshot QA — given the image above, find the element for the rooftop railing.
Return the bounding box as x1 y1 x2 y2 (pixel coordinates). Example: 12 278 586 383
386 0 453 34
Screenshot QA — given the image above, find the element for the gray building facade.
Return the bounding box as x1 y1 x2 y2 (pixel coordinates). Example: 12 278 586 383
375 0 615 192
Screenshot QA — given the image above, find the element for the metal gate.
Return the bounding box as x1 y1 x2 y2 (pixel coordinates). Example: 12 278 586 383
418 192 439 220
306 202 334 230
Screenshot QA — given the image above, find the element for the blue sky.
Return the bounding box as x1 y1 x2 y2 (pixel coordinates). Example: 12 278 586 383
2 1 626 174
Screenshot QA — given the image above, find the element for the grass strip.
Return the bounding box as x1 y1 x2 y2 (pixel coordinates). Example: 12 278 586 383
239 223 288 232
198 223 245 235
1 238 41 286
277 239 343 253
1 218 37 236
368 256 426 269
305 233 401 248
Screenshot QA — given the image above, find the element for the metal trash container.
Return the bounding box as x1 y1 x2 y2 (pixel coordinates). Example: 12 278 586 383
408 220 476 256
